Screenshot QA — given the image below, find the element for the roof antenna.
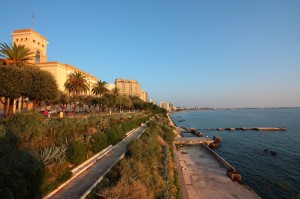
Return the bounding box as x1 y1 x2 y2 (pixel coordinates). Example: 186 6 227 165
31 12 35 28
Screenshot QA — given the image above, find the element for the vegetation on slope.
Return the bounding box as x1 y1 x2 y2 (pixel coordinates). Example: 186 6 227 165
0 111 154 198
87 114 181 199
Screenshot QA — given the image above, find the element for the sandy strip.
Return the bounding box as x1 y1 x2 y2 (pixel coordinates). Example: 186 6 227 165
176 145 261 199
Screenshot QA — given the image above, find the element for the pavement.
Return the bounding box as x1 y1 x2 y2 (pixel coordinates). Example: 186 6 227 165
173 144 190 199
48 125 146 199
176 145 261 199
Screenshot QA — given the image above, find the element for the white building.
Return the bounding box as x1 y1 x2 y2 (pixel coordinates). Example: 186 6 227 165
160 101 175 112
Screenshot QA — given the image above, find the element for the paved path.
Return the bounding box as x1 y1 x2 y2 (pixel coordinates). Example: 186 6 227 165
176 145 261 199
49 125 146 199
173 144 190 199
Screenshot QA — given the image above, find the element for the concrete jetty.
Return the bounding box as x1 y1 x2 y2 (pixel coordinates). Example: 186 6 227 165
215 127 287 131
176 145 261 199
175 137 214 145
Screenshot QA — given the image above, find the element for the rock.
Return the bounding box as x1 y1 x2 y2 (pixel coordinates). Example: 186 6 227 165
264 149 278 156
190 128 196 133
196 132 203 137
213 136 222 143
227 171 242 182
209 142 219 149
270 151 278 156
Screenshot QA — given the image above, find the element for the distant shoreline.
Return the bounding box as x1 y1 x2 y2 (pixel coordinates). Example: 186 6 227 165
170 106 300 115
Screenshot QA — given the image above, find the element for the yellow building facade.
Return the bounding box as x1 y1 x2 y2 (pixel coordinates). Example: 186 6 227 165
12 29 48 63
141 91 148 102
115 78 143 99
11 29 98 93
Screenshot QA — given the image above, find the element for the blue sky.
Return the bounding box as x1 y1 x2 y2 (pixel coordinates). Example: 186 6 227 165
1 0 300 108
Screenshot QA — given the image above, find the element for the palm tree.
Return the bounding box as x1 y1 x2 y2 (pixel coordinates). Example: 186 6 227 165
64 71 89 96
64 71 89 115
0 43 34 67
112 87 120 95
0 42 35 117
92 80 108 97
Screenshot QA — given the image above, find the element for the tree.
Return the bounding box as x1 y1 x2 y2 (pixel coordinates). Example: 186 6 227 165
104 93 117 111
130 96 146 110
64 71 89 96
52 91 70 113
0 64 59 115
0 42 35 117
64 71 89 114
25 67 59 111
0 43 34 67
116 95 132 112
111 87 120 95
0 65 28 99
92 80 108 97
91 96 108 113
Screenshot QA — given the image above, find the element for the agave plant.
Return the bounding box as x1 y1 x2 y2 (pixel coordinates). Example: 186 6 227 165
35 145 67 165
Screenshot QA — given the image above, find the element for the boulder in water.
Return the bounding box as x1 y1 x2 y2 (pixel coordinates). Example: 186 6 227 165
209 142 218 149
196 132 203 137
263 149 278 156
213 136 222 143
270 151 278 156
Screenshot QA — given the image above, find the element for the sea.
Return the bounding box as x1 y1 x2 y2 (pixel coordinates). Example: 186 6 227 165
171 108 300 199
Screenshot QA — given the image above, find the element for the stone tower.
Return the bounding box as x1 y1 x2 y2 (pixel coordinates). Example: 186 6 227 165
11 29 48 63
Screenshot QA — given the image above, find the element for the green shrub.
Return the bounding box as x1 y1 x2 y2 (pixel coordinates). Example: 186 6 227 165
91 133 108 153
105 126 123 146
67 141 87 165
5 110 45 149
51 118 86 146
98 115 179 199
56 169 72 183
0 135 44 199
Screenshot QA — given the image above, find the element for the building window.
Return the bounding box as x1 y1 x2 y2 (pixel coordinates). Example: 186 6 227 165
36 51 40 63
16 39 18 42
33 40 35 43
25 38 27 41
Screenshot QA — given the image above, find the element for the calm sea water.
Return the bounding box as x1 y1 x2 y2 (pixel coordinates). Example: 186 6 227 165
171 108 300 199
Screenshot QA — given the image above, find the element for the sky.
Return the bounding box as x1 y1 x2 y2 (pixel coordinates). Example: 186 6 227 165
1 0 300 108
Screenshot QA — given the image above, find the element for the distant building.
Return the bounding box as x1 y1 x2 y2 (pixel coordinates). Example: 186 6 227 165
11 29 99 93
149 99 156 105
115 78 148 102
141 91 148 102
160 101 175 112
105 83 115 92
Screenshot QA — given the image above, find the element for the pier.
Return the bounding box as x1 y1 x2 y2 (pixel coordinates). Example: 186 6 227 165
174 137 214 145
213 127 287 131
176 145 261 199
169 114 261 198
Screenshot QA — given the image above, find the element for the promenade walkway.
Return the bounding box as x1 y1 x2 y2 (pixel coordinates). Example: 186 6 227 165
176 145 261 199
48 124 146 199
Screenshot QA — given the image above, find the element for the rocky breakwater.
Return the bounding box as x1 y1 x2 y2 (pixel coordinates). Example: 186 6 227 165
189 128 203 137
208 136 222 149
